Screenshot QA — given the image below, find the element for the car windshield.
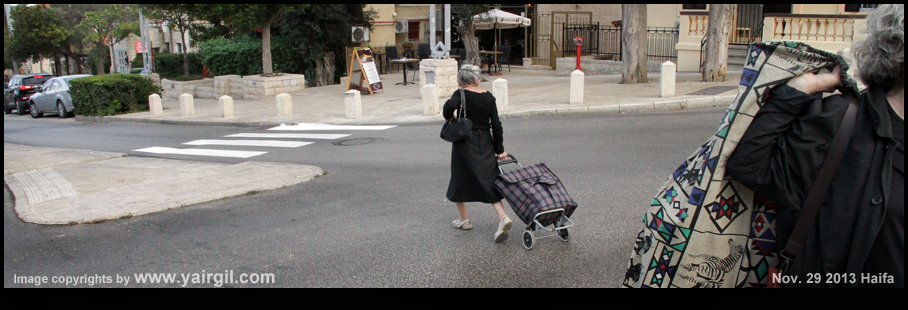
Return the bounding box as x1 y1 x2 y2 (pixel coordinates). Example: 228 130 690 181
22 75 53 86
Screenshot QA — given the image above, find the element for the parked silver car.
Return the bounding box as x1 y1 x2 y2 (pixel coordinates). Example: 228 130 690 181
27 74 91 118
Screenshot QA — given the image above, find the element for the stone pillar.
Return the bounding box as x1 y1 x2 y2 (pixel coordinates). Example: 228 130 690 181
179 93 194 116
420 58 458 98
149 94 163 115
570 70 584 105
345 90 362 119
492 78 508 110
276 93 292 116
422 84 439 116
660 61 676 98
219 95 234 118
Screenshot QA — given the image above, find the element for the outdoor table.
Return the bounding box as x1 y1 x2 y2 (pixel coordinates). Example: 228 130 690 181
478 50 503 74
388 58 420 85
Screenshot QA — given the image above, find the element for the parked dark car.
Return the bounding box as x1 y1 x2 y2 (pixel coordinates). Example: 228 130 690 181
27 74 92 118
4 73 54 115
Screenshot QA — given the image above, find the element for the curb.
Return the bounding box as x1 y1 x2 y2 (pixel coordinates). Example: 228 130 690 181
75 115 298 128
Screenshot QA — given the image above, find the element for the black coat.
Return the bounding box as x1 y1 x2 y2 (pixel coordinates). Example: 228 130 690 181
726 84 901 287
443 89 505 203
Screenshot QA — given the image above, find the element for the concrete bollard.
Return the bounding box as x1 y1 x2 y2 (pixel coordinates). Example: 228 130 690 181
219 95 234 118
276 93 292 116
149 94 163 115
570 70 584 105
422 84 439 116
661 61 676 98
345 90 362 119
492 78 508 110
179 93 194 116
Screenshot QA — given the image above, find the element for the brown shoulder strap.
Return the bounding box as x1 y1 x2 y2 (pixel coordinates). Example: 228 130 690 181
783 95 861 259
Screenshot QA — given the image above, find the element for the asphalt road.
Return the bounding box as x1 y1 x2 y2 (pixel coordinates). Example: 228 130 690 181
4 108 726 288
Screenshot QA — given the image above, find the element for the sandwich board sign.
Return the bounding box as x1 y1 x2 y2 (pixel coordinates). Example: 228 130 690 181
347 48 383 95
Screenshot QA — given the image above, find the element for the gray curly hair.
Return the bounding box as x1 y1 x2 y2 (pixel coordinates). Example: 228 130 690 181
852 4 904 90
457 65 482 87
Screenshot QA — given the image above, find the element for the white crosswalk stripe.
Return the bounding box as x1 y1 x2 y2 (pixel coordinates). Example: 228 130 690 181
184 139 313 148
133 123 396 159
133 147 267 158
223 133 351 139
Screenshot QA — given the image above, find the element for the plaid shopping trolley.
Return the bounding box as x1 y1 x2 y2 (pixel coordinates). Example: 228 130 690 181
495 154 578 249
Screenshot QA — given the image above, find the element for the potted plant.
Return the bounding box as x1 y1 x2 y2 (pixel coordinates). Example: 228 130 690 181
401 41 414 51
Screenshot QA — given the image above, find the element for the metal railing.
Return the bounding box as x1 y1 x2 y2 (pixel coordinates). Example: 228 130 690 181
562 23 678 62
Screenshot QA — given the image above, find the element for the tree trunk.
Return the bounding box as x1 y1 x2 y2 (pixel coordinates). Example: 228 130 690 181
97 46 106 75
621 4 648 84
181 26 190 77
315 52 335 86
702 4 735 82
458 21 481 67
261 21 273 76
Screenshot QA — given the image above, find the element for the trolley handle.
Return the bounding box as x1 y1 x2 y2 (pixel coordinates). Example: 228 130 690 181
497 154 518 166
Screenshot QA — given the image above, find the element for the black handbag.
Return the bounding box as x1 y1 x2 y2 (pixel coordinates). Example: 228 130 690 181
440 89 473 143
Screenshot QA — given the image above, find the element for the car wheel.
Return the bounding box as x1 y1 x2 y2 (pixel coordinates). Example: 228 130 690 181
29 102 43 118
17 101 28 115
57 101 68 118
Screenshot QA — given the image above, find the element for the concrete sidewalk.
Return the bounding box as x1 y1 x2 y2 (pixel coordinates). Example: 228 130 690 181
6 67 742 225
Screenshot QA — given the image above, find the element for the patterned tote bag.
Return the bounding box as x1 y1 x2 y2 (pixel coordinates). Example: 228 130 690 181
622 42 859 288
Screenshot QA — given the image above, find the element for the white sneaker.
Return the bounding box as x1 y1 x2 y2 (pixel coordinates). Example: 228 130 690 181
494 216 512 243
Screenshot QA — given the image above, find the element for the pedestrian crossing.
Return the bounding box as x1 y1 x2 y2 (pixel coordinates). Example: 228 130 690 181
132 123 397 159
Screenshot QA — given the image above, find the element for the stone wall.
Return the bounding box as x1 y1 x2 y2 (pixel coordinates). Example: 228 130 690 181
161 78 215 100
242 74 305 100
556 57 662 76
162 74 306 100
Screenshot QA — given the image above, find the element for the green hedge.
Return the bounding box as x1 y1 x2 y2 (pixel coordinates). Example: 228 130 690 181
199 36 301 77
70 74 160 117
153 52 204 80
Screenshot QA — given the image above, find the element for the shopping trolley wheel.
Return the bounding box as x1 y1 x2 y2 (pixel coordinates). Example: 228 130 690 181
522 230 536 250
558 228 570 242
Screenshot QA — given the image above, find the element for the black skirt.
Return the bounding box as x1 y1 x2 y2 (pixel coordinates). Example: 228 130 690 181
447 129 504 203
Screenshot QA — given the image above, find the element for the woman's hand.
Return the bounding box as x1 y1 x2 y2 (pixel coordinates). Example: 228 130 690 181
497 151 508 161
787 65 842 95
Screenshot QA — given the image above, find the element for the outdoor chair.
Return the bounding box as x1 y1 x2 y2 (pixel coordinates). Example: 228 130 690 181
418 43 431 60
496 45 511 72
385 46 400 73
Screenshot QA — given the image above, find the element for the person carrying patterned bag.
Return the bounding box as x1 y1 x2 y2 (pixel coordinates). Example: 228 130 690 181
726 4 903 288
620 8 901 288
445 65 513 243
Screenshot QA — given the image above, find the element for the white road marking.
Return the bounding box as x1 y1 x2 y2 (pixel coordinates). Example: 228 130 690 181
224 133 351 140
267 123 397 131
133 147 267 158
183 139 313 148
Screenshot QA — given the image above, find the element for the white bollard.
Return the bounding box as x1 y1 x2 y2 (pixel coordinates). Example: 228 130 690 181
422 84 439 116
276 93 292 116
661 61 676 98
149 94 162 115
345 90 362 119
219 95 234 118
179 93 194 116
492 78 508 110
570 70 584 105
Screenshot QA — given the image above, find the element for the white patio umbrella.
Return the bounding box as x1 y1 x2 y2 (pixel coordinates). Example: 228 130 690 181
472 9 531 71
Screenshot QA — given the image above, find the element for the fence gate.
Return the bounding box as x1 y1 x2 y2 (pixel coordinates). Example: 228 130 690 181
529 11 592 69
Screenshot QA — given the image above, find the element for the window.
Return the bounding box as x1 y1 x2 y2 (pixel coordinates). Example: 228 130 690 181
845 4 877 12
408 21 420 41
682 4 707 10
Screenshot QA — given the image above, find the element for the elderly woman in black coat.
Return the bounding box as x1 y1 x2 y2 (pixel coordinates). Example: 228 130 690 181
445 65 512 243
727 4 903 287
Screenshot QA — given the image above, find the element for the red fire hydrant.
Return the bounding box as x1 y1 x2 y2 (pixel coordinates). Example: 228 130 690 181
574 36 583 70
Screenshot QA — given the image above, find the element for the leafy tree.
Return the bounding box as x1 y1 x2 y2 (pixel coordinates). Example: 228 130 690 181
140 4 202 78
277 4 375 85
8 5 71 73
79 4 138 75
196 4 308 76
452 4 489 67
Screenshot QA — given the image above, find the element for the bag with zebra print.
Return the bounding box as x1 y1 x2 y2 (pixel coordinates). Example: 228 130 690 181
621 42 860 288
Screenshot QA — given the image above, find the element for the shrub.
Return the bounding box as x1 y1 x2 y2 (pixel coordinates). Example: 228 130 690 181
199 35 301 77
70 74 161 117
153 52 204 80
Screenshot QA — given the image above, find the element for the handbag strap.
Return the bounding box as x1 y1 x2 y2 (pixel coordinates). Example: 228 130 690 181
459 88 467 119
782 94 861 261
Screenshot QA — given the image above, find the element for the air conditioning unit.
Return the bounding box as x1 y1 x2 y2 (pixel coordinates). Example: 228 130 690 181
351 26 370 43
395 20 409 33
